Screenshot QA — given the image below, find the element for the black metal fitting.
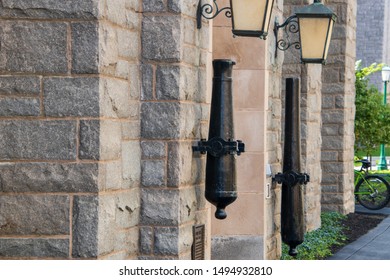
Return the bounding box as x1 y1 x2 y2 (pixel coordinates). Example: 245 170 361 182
273 171 310 186
193 137 245 157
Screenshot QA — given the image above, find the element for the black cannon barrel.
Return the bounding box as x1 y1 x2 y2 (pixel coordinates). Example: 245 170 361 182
281 78 305 256
192 59 245 219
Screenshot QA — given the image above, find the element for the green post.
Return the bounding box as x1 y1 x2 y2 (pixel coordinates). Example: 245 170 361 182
378 80 388 170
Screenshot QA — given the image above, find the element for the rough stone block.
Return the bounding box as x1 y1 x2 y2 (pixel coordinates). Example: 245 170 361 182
141 160 165 187
0 98 40 116
141 141 166 159
79 120 100 160
118 29 139 59
72 195 99 258
141 102 181 139
100 120 122 160
115 190 141 228
0 22 67 73
44 77 99 117
154 227 178 255
211 236 264 260
0 162 99 193
122 121 140 140
0 120 77 160
143 0 166 12
141 64 154 101
100 78 132 118
0 238 69 258
0 76 40 95
141 188 179 226
71 22 99 74
0 0 99 19
0 195 69 235
139 226 153 255
99 161 122 190
122 141 141 185
142 15 182 62
156 65 180 100
167 142 193 187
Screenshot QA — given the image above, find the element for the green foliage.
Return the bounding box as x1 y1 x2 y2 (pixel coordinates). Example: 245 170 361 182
355 61 390 156
281 212 347 260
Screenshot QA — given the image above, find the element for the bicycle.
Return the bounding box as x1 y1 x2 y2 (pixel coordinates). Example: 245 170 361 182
354 159 390 210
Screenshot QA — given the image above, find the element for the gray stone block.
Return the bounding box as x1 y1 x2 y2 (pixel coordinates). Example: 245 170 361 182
0 0 99 19
156 65 180 100
0 98 40 116
0 120 77 160
72 195 98 258
142 15 182 62
79 120 100 160
0 195 69 235
0 162 99 193
44 78 99 117
0 76 40 95
139 227 153 255
71 22 99 74
143 0 166 12
0 22 67 73
141 64 154 101
154 227 178 255
141 102 181 139
141 188 179 226
211 236 264 260
141 141 166 159
0 238 69 258
141 160 165 187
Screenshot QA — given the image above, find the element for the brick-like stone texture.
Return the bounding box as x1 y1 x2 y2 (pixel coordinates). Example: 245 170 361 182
0 98 40 116
0 239 69 258
72 195 99 258
44 78 99 117
0 163 99 193
0 195 69 235
0 76 40 95
79 120 100 160
0 120 77 160
0 0 99 19
141 160 165 187
71 22 99 74
0 22 68 73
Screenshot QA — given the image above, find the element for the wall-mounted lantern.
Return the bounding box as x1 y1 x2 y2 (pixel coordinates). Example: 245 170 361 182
275 0 337 64
197 0 275 39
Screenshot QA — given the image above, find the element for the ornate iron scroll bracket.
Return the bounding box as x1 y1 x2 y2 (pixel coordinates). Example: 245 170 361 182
193 137 245 157
197 0 232 29
273 171 310 187
273 15 301 58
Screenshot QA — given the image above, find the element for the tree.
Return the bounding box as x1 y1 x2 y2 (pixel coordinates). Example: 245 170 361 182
354 61 390 156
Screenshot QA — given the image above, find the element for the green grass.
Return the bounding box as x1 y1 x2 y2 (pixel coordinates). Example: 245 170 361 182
280 212 347 260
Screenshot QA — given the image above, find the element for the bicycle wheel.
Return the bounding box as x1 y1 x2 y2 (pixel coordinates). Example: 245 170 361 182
355 175 390 210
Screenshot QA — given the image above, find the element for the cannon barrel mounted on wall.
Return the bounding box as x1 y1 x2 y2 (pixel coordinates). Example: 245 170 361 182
274 78 310 256
193 59 245 220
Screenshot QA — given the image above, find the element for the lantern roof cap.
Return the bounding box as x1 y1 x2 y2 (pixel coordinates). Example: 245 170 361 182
295 0 337 19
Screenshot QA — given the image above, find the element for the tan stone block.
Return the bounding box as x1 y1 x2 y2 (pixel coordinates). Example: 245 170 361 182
234 111 266 152
237 152 264 193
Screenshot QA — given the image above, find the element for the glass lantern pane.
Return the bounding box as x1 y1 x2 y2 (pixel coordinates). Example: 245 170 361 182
382 67 390 82
299 17 331 61
231 0 268 31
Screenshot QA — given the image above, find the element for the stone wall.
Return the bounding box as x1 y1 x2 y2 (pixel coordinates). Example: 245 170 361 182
321 0 356 214
139 0 211 259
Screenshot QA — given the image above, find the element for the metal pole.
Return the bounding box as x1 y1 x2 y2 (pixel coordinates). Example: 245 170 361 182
378 81 388 170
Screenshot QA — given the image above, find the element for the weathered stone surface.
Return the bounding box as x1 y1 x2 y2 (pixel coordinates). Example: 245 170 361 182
156 65 180 100
0 120 76 160
141 64 154 101
72 195 98 258
0 195 69 235
154 227 178 255
0 0 99 19
141 141 166 159
0 162 98 193
0 98 40 116
100 78 132 118
71 22 99 74
141 189 179 226
100 120 122 160
141 160 165 187
0 238 69 258
44 78 99 117
139 226 153 255
0 22 67 73
79 120 100 160
211 236 264 260
141 102 181 139
122 141 141 184
118 29 139 59
143 0 166 12
167 142 193 187
142 15 182 61
0 76 40 95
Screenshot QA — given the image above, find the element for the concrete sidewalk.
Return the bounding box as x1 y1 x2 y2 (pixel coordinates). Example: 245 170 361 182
327 205 390 260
